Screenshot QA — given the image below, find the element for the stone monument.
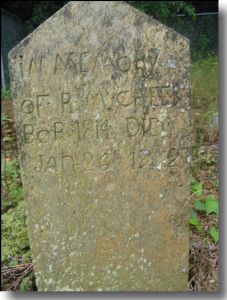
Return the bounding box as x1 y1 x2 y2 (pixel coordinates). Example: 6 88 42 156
9 1 191 291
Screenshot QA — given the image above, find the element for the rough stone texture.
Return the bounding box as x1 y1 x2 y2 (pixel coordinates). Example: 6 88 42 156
9 1 191 291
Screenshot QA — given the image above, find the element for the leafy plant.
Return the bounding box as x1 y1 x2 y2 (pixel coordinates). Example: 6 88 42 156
1 88 11 100
1 113 10 122
188 209 204 234
127 1 195 21
193 200 205 212
190 175 219 245
2 201 31 265
20 274 32 291
3 136 15 143
26 1 69 32
1 157 23 213
205 195 218 215
191 178 203 196
193 195 218 216
209 227 219 244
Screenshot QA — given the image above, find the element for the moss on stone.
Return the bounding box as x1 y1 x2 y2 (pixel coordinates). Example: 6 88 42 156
2 200 31 265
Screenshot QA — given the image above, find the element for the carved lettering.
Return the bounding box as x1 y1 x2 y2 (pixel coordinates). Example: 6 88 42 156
61 152 75 172
83 152 94 172
54 54 67 74
39 56 46 76
34 155 44 172
45 156 57 172
74 119 109 141
126 117 140 137
117 56 131 72
117 90 133 107
80 52 89 72
28 57 36 76
54 122 63 140
138 149 152 169
83 120 94 139
86 90 106 108
134 48 160 78
36 95 50 117
96 119 109 139
129 151 135 169
143 118 160 137
21 100 34 114
99 152 112 170
37 129 50 143
61 93 72 113
23 124 34 144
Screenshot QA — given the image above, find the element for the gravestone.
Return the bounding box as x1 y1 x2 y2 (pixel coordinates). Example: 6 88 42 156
9 1 191 291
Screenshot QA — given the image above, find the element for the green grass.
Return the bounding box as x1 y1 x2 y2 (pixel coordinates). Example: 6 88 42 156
191 56 218 108
1 111 32 290
189 55 219 246
1 153 30 267
2 201 31 266
1 88 11 100
191 56 218 144
1 156 24 213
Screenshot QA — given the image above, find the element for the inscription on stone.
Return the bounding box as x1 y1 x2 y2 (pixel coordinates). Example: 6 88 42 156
9 1 191 291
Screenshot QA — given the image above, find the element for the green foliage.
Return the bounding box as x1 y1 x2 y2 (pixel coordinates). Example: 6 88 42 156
188 209 204 234
193 200 206 212
20 274 33 291
192 195 218 216
127 1 195 20
191 56 218 146
1 89 11 100
191 178 203 197
4 1 197 33
1 156 23 213
26 1 69 32
197 34 209 59
190 176 219 244
1 113 10 122
2 201 31 265
189 201 219 243
191 56 218 109
205 195 218 215
209 227 219 244
3 136 15 143
192 56 218 109
5 0 218 25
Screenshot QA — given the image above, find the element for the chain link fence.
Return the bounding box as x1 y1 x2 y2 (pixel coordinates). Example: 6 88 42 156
162 12 218 61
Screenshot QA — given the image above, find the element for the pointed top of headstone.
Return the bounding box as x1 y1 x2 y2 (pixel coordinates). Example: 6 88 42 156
9 1 189 60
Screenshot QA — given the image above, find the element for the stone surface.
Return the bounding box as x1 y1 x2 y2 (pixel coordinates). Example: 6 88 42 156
9 1 191 291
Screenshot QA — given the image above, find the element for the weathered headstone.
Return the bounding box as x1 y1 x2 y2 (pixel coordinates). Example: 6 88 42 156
9 1 191 291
